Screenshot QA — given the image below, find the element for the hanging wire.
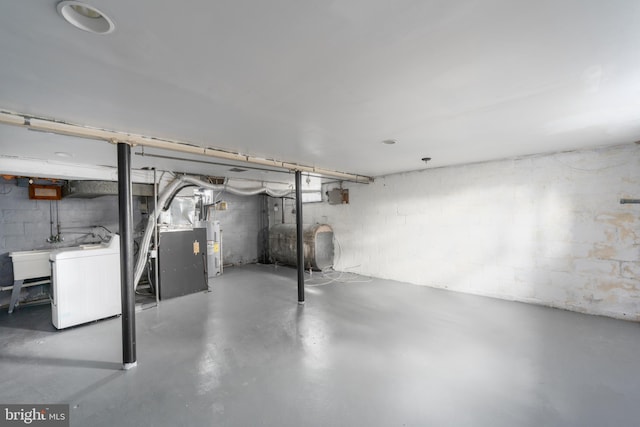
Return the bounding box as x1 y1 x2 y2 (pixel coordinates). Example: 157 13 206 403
302 234 372 287
304 268 373 287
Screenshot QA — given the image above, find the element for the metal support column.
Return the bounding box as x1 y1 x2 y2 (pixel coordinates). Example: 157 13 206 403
153 168 160 307
295 170 305 304
118 142 137 369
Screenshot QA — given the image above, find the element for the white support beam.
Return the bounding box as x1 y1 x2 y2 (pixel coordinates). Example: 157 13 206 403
0 110 373 184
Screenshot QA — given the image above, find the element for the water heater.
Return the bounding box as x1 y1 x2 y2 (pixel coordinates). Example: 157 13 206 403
196 220 222 279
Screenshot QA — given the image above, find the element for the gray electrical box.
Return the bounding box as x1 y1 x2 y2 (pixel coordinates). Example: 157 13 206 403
327 188 349 205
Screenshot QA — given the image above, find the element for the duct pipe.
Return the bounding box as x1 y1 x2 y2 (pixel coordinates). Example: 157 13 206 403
0 110 373 184
117 143 137 369
133 175 293 286
295 171 305 304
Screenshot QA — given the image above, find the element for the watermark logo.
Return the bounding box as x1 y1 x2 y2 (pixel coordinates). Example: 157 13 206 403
0 405 69 427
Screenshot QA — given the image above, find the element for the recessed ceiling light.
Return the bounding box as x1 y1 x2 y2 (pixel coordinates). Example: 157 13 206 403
57 1 116 34
54 151 73 158
382 139 397 145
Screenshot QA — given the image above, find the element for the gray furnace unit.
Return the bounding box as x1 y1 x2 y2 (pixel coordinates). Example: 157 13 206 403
154 228 208 300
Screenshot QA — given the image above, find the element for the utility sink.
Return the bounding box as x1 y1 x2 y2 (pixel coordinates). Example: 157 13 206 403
9 249 52 280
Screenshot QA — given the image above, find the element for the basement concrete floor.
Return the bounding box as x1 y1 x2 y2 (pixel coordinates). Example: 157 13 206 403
1 264 640 427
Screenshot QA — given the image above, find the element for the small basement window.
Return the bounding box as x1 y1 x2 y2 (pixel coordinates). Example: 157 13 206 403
301 175 322 203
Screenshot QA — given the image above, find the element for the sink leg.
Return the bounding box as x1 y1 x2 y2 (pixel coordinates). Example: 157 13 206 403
8 280 24 314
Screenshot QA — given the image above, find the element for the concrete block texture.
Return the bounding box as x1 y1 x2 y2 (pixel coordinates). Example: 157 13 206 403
209 192 262 266
0 182 143 287
2 223 24 236
304 143 640 320
621 262 640 280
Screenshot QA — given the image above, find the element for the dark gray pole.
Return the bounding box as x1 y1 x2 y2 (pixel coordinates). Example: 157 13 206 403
118 143 137 369
295 170 305 304
153 167 160 307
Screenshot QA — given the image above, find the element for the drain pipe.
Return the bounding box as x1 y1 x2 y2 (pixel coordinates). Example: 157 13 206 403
48 201 54 242
56 201 62 242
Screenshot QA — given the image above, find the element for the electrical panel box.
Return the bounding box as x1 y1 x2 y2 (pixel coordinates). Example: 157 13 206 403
29 184 61 200
327 188 349 205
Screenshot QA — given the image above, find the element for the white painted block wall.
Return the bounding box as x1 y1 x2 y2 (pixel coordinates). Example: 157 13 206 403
304 144 640 320
0 180 144 288
208 193 263 266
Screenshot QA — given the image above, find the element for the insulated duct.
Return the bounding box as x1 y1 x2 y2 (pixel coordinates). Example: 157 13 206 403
63 180 154 198
133 175 292 287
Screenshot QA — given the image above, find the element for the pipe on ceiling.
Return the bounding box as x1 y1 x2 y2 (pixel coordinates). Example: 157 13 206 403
0 110 373 184
133 174 293 286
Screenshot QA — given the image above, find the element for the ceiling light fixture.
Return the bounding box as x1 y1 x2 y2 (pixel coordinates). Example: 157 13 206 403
57 1 116 34
382 139 397 145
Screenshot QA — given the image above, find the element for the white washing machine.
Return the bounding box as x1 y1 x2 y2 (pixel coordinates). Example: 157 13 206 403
50 235 121 329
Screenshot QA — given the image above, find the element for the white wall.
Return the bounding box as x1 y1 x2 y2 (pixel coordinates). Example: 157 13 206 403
208 193 264 266
0 179 146 306
303 144 640 320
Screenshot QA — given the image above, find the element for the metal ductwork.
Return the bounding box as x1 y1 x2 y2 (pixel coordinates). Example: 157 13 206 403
63 180 154 199
134 175 293 287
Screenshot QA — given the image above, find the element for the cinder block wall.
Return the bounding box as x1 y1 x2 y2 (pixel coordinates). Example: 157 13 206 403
208 193 263 266
303 144 640 320
0 180 144 289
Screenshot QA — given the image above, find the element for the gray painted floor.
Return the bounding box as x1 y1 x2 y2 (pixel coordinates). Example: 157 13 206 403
1 264 639 426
